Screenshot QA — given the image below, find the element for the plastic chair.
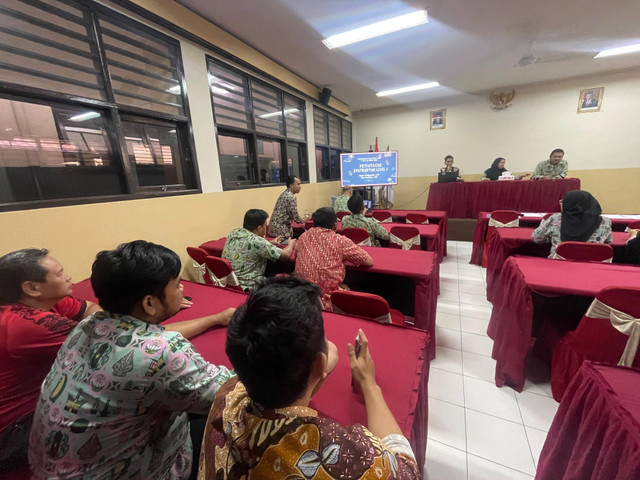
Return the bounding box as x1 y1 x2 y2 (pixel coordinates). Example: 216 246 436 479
553 242 613 263
551 286 640 401
342 227 372 246
204 256 243 291
626 220 640 230
331 290 405 326
389 225 420 250
406 213 429 224
371 210 393 223
304 220 314 230
336 211 351 220
186 246 213 285
482 210 521 267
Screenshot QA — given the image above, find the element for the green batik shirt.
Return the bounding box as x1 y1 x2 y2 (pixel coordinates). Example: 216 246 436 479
341 213 390 246
334 194 350 212
531 159 568 179
222 228 282 290
29 313 234 479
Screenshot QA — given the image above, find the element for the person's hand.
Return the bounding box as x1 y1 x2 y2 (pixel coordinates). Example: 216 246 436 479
543 175 552 180
347 329 376 389
270 235 284 245
481 178 489 181
180 297 193 309
628 229 639 240
216 307 236 326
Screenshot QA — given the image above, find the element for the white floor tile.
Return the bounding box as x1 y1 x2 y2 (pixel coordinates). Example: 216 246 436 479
436 327 462 350
466 410 536 476
460 315 489 336
428 398 467 450
467 454 534 480
439 289 460 303
525 426 548 468
431 346 463 375
437 301 460 316
440 264 459 275
459 292 491 307
461 332 494 357
436 312 461 330
425 440 467 480
440 278 459 292
458 282 487 295
516 392 559 431
463 377 521 423
428 368 465 406
459 304 492 321
462 351 497 383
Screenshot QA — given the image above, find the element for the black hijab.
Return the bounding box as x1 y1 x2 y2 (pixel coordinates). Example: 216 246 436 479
560 190 603 242
484 158 507 181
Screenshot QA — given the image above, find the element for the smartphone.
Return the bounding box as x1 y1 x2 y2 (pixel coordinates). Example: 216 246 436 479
281 238 289 245
183 296 192 301
354 333 361 358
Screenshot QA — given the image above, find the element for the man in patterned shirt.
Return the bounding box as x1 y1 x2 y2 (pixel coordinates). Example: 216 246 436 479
333 186 353 212
342 193 390 247
29 241 235 479
268 176 306 239
294 207 372 310
198 276 419 479
223 209 296 290
531 148 568 179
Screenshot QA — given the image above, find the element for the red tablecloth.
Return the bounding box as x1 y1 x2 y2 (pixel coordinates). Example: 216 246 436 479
380 223 443 261
536 362 640 480
386 210 448 256
71 280 431 474
471 212 640 264
426 178 581 218
199 241 439 358
485 228 630 301
487 256 640 391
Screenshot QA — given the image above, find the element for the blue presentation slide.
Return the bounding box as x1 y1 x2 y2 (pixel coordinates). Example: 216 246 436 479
340 151 398 187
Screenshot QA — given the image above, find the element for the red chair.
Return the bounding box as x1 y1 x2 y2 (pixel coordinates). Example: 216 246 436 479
336 211 351 220
626 220 640 230
553 242 613 262
342 227 372 246
551 286 640 401
331 290 405 326
542 212 554 221
186 246 213 285
371 210 393 223
389 225 420 250
406 213 429 224
482 210 521 267
304 220 314 230
204 256 243 291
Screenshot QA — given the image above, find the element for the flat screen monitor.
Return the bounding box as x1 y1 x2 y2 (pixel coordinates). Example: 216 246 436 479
341 151 398 187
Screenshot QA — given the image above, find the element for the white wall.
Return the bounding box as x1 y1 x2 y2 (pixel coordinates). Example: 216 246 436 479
354 68 640 177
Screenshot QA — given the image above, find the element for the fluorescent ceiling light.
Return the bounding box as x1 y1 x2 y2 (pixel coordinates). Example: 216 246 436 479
259 108 298 119
595 43 640 58
69 111 100 122
376 82 439 97
322 10 428 49
166 85 181 94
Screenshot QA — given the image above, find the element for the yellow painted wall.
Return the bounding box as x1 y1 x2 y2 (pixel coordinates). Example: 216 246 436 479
0 182 340 282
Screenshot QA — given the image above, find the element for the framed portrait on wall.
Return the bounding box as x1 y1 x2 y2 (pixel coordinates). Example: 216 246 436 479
577 87 604 113
430 109 446 130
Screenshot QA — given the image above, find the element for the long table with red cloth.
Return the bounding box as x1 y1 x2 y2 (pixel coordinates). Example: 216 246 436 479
536 362 640 480
71 279 431 474
379 223 443 261
426 178 581 219
487 256 640 391
485 228 631 301
471 212 640 264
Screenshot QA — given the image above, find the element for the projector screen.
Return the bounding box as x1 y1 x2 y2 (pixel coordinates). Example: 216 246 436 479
340 151 398 187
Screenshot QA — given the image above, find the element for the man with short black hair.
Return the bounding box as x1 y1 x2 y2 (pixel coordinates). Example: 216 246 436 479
0 248 101 473
334 185 353 212
29 240 235 479
268 176 306 239
532 148 568 179
294 207 372 309
198 276 419 479
223 209 296 290
342 193 390 246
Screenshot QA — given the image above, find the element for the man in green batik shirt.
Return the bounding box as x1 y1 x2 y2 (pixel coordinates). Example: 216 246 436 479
223 209 296 290
334 186 353 212
531 148 568 180
342 194 390 247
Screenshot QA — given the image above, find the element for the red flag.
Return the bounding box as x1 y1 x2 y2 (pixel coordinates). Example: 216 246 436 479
374 137 379 152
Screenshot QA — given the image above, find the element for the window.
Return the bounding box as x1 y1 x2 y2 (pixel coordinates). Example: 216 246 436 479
208 58 308 190
0 0 198 211
314 107 352 181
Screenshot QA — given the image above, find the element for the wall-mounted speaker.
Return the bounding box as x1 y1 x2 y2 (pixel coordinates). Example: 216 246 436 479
319 87 332 105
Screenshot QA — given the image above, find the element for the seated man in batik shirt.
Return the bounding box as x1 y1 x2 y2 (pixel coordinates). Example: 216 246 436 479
342 193 390 247
223 209 296 290
333 185 353 212
29 241 235 480
198 276 419 480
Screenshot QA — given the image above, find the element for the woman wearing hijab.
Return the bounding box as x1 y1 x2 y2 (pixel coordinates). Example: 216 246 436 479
481 157 507 181
531 190 613 257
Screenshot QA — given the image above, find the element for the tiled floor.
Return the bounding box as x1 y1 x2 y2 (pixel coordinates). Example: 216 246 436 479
425 241 559 479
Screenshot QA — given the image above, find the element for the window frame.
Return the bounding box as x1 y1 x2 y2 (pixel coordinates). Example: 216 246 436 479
313 106 352 182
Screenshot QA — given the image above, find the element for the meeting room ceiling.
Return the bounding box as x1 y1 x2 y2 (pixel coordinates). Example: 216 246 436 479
176 0 640 112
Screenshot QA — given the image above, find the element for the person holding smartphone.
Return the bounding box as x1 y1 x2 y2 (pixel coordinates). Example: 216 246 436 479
198 276 419 479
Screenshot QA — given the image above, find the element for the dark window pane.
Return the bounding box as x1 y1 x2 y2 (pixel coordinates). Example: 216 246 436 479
328 114 341 147
287 142 308 182
342 120 352 150
218 134 252 188
313 108 327 145
0 98 125 204
330 149 340 179
252 82 284 136
284 94 305 140
209 63 251 129
257 138 282 184
316 147 330 181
